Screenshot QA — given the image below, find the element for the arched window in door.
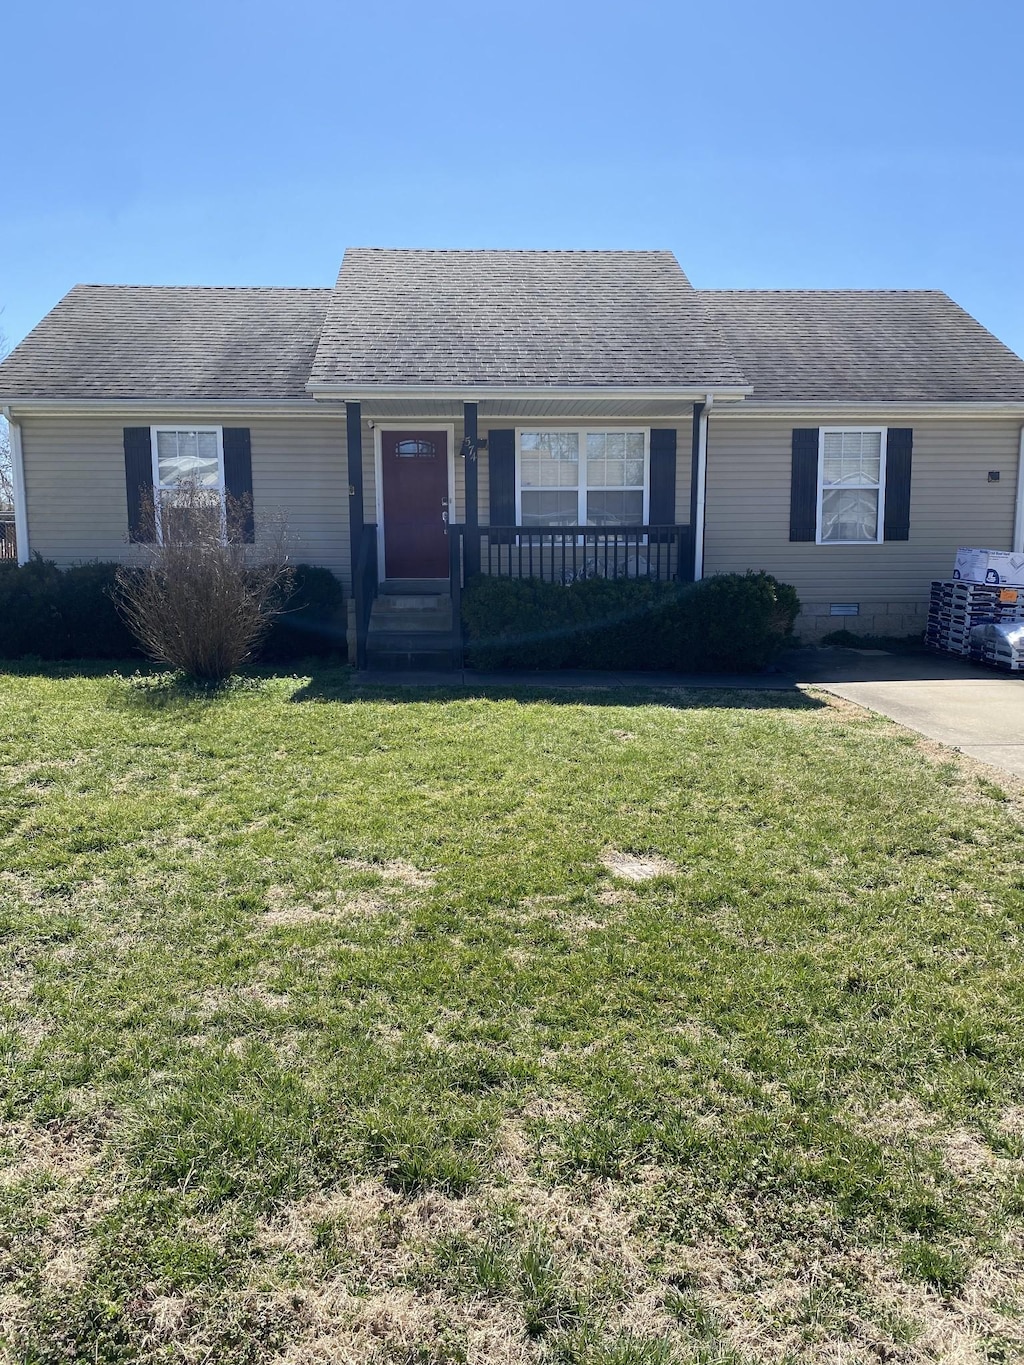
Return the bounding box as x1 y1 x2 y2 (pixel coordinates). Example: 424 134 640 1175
395 439 437 458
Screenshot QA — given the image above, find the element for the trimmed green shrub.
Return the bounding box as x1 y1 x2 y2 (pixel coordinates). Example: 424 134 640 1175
0 558 137 660
0 558 346 663
59 562 142 658
261 564 347 660
462 571 799 673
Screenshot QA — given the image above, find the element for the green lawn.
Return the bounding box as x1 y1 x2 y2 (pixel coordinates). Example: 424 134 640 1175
1 666 1023 1364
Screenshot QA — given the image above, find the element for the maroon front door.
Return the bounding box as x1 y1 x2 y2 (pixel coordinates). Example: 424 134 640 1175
381 430 450 578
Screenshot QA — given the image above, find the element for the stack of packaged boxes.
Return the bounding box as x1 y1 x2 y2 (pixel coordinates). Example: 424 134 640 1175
926 549 1024 665
925 580 1010 655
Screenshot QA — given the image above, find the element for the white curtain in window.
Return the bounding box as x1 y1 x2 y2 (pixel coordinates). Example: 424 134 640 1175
156 429 221 488
821 488 879 542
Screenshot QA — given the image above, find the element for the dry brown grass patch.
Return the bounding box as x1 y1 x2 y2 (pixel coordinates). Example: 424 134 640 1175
998 1105 1024 1138
274 1287 531 1365
263 885 396 926
600 849 678 882
144 1293 194 1344
200 982 291 1014
860 1096 1023 1188
0 1117 107 1189
595 885 640 908
336 858 435 889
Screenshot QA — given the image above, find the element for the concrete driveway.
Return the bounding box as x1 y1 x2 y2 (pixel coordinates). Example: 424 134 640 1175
792 648 1024 778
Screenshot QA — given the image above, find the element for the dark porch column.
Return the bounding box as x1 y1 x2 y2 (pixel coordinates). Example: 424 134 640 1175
689 401 704 582
463 401 480 577
346 401 364 584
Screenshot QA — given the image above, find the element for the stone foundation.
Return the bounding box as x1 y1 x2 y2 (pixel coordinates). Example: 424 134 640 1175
796 600 928 641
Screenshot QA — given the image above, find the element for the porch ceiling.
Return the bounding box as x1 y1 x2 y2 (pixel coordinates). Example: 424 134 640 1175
344 396 701 422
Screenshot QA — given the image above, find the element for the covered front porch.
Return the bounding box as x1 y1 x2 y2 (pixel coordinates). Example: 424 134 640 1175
338 396 712 669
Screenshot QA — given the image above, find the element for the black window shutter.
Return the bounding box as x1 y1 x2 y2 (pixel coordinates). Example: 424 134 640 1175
790 428 819 541
223 428 255 543
883 428 913 541
123 427 155 543
649 428 677 535
488 429 516 531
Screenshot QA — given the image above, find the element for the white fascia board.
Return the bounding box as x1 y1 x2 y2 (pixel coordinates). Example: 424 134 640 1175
713 401 1024 420
306 383 753 402
0 398 322 418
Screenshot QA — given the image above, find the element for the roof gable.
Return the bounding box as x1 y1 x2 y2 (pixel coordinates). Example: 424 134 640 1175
308 248 748 390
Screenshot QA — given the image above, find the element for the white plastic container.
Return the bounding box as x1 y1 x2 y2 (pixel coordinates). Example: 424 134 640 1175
953 548 1024 588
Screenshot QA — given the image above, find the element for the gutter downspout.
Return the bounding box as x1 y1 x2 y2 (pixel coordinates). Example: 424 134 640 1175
693 393 713 581
1015 425 1024 554
2 407 29 565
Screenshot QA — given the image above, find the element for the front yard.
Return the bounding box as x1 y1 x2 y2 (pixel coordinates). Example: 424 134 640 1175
1 668 1022 1364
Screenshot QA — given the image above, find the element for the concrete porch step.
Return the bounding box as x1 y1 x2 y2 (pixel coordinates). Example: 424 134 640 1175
366 645 457 670
367 626 454 650
371 600 451 618
369 620 453 639
361 584 458 671
373 593 451 613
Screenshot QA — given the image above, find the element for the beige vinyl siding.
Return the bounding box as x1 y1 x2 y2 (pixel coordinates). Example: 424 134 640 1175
21 408 693 589
21 416 135 567
20 410 352 586
248 414 349 581
704 415 1021 609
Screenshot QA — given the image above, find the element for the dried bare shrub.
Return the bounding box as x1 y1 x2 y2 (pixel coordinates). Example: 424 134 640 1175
114 482 293 682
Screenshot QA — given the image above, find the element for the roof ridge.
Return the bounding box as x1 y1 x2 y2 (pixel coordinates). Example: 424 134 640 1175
700 287 949 295
71 283 332 293
343 246 677 256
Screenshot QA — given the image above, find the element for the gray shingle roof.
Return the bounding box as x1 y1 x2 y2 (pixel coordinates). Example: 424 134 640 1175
0 285 331 400
699 290 1024 403
308 248 748 389
3 268 1023 406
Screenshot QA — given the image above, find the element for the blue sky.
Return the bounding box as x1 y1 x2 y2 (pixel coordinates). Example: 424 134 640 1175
4 0 1023 355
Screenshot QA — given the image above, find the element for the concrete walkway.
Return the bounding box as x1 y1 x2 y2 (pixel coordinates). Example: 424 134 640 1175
353 665 796 692
352 648 1024 778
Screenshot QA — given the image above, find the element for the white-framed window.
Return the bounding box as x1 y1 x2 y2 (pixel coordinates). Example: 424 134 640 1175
517 429 649 527
817 428 887 544
150 426 225 542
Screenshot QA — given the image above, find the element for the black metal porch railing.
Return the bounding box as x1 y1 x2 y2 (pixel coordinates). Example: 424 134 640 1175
0 521 16 562
353 523 378 669
356 524 693 671
448 524 693 588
